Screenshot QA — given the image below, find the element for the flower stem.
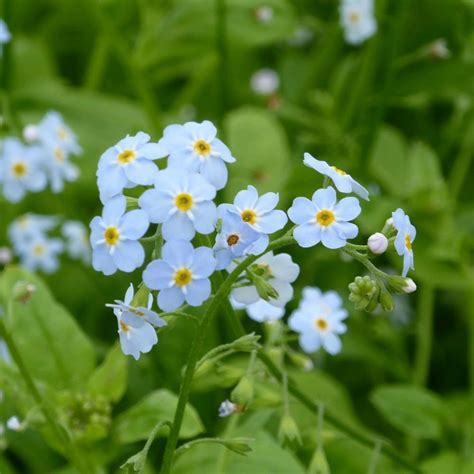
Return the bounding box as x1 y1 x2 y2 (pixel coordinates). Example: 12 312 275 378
215 0 228 128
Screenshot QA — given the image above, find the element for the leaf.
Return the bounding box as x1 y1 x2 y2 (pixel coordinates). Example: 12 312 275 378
370 384 447 439
224 106 291 201
0 267 95 391
112 389 204 444
88 343 128 403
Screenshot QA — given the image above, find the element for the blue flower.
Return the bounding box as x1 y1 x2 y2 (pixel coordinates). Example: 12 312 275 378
97 132 166 201
231 296 285 323
0 138 47 203
62 221 90 263
214 211 262 270
392 208 416 277
230 252 299 308
43 144 80 193
90 195 149 275
9 214 58 252
139 169 217 241
288 186 361 249
288 287 348 355
340 0 377 46
110 284 160 360
303 153 369 201
219 185 288 252
0 18 11 45
143 240 216 311
19 236 64 273
37 111 82 155
159 120 236 190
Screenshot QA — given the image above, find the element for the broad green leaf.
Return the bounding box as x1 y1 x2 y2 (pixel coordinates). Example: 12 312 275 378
422 451 474 474
87 343 128 403
224 106 291 200
370 384 447 439
112 389 204 444
0 267 95 391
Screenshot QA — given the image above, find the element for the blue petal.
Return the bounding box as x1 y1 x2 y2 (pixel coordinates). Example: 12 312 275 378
288 197 315 225
120 210 149 240
143 260 174 290
185 278 212 306
294 224 321 248
161 240 194 268
190 247 216 278
158 287 185 311
162 213 195 241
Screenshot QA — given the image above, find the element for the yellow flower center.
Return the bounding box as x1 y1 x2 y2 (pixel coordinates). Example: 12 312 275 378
19 217 30 228
241 209 257 224
193 139 212 157
12 161 27 177
174 268 192 286
104 226 120 246
54 147 65 162
315 318 328 331
119 320 130 333
316 209 335 227
348 10 361 24
57 127 69 140
117 149 136 164
130 308 145 317
32 244 45 256
175 192 194 212
331 165 347 176
405 234 412 251
227 234 240 246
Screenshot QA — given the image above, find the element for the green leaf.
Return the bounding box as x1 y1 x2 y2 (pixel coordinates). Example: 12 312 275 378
370 384 447 439
112 389 204 444
0 267 95 391
224 106 291 201
87 343 128 403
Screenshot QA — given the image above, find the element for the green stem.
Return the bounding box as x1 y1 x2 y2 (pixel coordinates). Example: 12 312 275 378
84 34 109 90
159 233 296 474
343 247 386 279
367 439 383 474
215 0 228 128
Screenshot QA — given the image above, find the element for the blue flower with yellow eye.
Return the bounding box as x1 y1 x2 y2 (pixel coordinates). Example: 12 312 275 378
392 208 416 277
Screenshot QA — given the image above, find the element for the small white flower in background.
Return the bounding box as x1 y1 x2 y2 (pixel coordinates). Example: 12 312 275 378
37 111 82 155
90 195 149 275
0 247 13 265
231 296 285 323
218 399 238 417
288 25 314 47
159 120 236 191
8 214 58 252
20 236 64 274
0 18 11 45
97 131 166 202
288 186 361 249
6 416 25 432
303 153 369 201
392 208 416 277
0 138 48 203
340 0 377 46
367 232 388 255
23 124 40 143
43 144 80 193
254 5 274 23
250 69 280 96
230 252 299 308
109 284 165 360
289 287 348 355
62 221 90 263
427 38 451 59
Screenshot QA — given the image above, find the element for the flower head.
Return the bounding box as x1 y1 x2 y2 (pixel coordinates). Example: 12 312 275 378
43 144 80 193
9 214 58 252
303 153 369 201
288 186 361 249
218 399 238 417
159 120 236 190
392 208 416 277
90 195 149 275
250 69 280 96
0 138 47 203
340 0 377 45
110 284 160 360
143 240 216 311
139 169 217 241
97 132 166 202
37 111 81 155
214 211 262 270
62 221 91 263
288 287 348 355
19 236 63 273
0 18 11 44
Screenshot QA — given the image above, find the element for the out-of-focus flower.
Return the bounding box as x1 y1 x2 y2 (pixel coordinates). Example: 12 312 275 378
0 18 11 45
340 0 377 45
254 5 274 23
250 69 280 96
62 221 91 263
392 208 416 277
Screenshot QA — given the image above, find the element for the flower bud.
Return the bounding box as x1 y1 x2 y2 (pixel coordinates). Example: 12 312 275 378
308 447 330 474
348 276 379 311
130 285 150 308
193 359 215 380
6 416 24 432
381 217 395 236
404 278 417 293
278 414 301 446
386 275 417 294
231 333 261 352
253 275 279 301
367 233 388 255
222 437 253 455
230 375 254 407
23 124 39 143
427 38 450 59
287 350 314 371
378 287 394 312
12 281 36 304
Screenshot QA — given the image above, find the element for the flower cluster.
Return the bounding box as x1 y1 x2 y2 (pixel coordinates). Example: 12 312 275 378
0 111 81 202
7 213 90 273
340 0 377 45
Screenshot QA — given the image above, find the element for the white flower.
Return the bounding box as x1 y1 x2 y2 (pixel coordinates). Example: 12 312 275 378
23 124 40 143
0 247 13 265
392 208 416 277
218 399 237 417
254 6 274 23
289 287 348 355
6 416 24 432
303 153 369 200
367 232 388 255
250 69 280 96
340 0 377 45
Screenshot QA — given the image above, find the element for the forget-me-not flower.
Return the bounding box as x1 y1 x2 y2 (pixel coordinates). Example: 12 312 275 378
62 221 90 263
288 186 361 249
110 284 161 360
90 195 149 275
143 239 216 311
97 132 166 201
139 169 217 241
20 236 64 273
0 138 47 203
340 0 377 46
288 287 348 355
37 111 82 155
303 153 369 201
43 144 80 193
0 18 11 45
219 185 288 253
8 214 58 252
392 208 416 277
159 120 236 190
214 211 262 270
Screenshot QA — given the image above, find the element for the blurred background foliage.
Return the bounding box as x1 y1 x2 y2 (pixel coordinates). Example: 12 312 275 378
1 0 474 472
